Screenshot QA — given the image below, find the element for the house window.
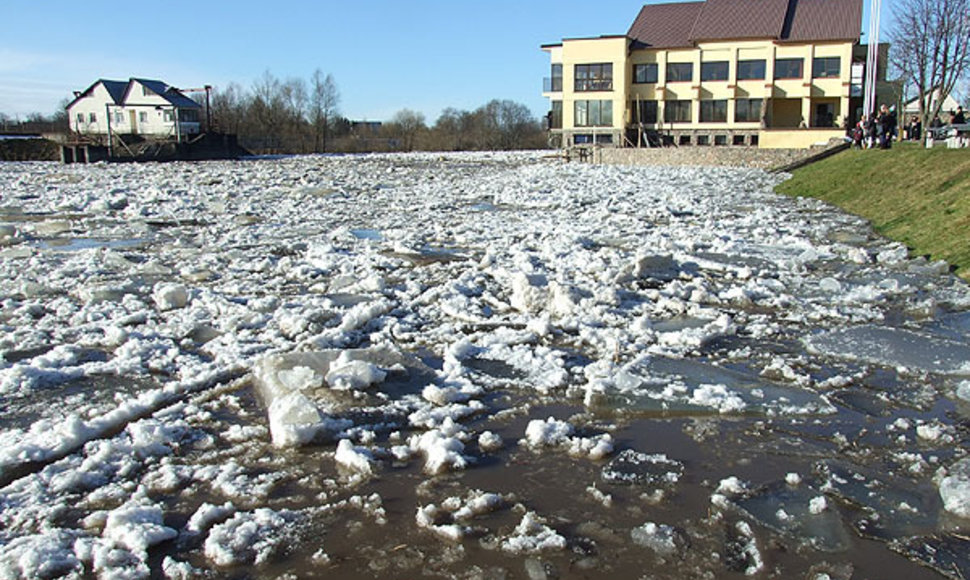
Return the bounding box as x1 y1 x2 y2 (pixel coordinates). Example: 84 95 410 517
164 111 175 122
697 135 710 145
139 112 148 123
113 112 124 124
701 62 729 82
774 58 804 79
550 64 563 92
714 135 728 146
812 57 841 78
700 100 728 122
88 112 97 124
666 62 693 82
634 63 658 84
737 59 766 80
179 109 199 122
632 100 658 124
575 100 613 126
76 113 84 125
550 101 563 129
735 98 763 122
664 100 692 123
142 86 154 96
575 63 613 92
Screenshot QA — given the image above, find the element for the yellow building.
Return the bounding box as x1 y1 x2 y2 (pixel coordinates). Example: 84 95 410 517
542 0 884 149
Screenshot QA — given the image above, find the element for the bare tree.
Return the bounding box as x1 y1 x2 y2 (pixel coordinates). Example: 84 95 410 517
890 0 970 139
386 109 426 151
310 70 340 153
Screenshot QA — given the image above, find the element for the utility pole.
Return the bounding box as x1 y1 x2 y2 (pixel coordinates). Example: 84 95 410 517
863 0 883 118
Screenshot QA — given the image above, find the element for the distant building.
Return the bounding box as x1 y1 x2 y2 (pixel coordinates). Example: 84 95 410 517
542 0 892 149
903 88 962 121
67 78 202 139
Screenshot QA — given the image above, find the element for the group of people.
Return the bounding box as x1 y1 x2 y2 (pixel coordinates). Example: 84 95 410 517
850 104 897 149
852 105 968 148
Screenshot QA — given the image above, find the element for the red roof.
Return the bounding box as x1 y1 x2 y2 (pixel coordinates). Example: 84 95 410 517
626 0 862 48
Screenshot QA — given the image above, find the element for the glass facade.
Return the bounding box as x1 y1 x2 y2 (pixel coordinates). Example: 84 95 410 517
575 100 613 126
634 63 658 84
575 63 613 92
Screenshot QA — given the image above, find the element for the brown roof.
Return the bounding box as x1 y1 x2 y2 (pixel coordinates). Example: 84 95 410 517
626 0 862 48
627 2 704 48
689 0 789 40
781 0 863 41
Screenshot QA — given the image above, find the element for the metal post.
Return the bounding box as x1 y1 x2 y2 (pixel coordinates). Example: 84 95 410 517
105 103 113 158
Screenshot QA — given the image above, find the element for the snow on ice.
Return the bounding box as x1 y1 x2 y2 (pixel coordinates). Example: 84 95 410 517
1 152 969 578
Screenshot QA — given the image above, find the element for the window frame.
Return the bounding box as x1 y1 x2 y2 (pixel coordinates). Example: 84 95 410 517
665 62 693 83
574 63 613 92
736 59 766 81
574 99 613 127
812 57 841 79
664 100 692 123
550 64 563 92
735 98 763 123
632 100 659 124
633 63 658 84
774 58 804 80
700 99 728 122
701 61 729 82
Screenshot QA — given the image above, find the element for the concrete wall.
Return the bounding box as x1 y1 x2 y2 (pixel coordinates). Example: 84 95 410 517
592 145 822 170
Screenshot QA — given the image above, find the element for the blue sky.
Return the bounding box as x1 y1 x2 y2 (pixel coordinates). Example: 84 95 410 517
2 0 890 122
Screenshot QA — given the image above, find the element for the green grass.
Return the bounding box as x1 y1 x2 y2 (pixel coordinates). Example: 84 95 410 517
775 143 970 279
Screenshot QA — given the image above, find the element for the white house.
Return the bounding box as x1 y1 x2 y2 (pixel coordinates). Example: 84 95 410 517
67 78 203 139
902 87 962 121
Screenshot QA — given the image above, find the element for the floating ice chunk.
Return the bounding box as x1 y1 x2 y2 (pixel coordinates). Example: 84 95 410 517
153 282 189 311
101 501 178 560
938 458 970 518
524 417 574 447
807 325 970 376
277 365 323 392
522 417 613 460
325 351 387 390
0 531 83 579
809 496 828 514
689 384 746 413
416 490 508 541
162 556 199 579
335 439 376 476
203 508 292 566
187 502 236 535
786 473 802 486
267 391 326 447
957 381 970 402
602 450 683 488
630 522 686 557
410 426 469 475
478 431 503 452
727 521 763 576
502 512 567 554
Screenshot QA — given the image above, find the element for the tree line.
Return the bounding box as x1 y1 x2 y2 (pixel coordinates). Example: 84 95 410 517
207 70 548 153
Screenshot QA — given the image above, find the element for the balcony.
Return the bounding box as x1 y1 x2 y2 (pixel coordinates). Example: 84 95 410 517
543 77 563 93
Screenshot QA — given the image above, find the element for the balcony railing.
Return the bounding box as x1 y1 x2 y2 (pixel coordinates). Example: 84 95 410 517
543 77 563 93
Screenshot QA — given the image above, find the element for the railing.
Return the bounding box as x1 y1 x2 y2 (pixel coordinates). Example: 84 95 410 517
543 77 563 93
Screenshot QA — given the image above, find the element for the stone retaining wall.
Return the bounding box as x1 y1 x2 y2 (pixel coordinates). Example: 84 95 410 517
591 146 821 171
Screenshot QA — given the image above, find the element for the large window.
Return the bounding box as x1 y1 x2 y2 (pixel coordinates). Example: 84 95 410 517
550 64 563 92
735 98 763 122
812 57 841 78
634 63 658 84
774 58 804 79
664 100 692 123
575 100 613 126
666 62 693 82
737 59 766 80
632 100 658 124
88 112 97 123
550 101 563 129
700 100 728 122
701 61 729 82
575 63 613 92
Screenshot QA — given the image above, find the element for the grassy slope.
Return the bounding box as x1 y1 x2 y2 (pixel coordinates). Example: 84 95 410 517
775 144 970 279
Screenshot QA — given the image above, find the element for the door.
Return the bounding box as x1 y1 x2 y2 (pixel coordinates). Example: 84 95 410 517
129 110 138 135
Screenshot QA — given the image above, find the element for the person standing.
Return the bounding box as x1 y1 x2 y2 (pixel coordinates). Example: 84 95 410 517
878 104 896 149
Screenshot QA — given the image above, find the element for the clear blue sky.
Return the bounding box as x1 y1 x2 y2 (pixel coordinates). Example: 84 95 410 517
2 0 890 122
